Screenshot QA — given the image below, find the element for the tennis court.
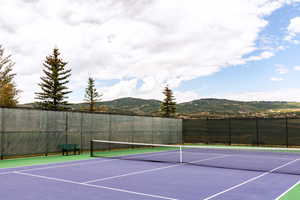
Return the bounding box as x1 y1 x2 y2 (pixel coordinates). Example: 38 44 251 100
1 141 300 200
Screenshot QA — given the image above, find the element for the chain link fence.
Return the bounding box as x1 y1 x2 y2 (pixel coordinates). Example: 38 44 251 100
183 118 300 147
0 107 182 159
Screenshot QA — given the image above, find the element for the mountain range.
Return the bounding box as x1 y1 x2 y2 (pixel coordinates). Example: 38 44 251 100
65 97 300 117
22 97 300 117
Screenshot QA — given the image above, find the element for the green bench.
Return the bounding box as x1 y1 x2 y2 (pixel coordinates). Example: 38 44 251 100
59 144 80 156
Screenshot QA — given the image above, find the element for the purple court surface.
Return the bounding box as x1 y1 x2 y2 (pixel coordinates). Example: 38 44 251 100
1 151 300 200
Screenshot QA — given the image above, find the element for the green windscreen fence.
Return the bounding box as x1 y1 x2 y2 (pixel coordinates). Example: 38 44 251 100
230 119 257 145
182 119 207 143
2 109 47 157
0 107 182 159
258 119 286 146
207 119 230 144
46 111 66 154
183 118 300 147
288 118 300 147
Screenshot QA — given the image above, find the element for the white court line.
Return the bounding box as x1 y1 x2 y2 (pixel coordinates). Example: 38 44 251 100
0 158 102 172
0 150 179 175
0 159 116 175
274 180 300 200
18 159 116 172
14 171 177 200
229 155 297 161
83 155 229 184
19 150 180 173
203 158 300 200
185 151 297 161
0 172 12 175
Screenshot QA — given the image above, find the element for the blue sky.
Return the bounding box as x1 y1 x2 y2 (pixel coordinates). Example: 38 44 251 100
172 3 300 101
1 0 300 103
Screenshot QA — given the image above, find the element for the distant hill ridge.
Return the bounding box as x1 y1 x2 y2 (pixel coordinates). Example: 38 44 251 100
22 97 300 116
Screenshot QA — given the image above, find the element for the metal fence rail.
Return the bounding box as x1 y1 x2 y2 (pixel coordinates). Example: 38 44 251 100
0 107 182 159
183 118 300 147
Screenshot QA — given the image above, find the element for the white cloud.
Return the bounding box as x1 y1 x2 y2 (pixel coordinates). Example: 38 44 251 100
294 66 300 71
245 51 274 62
220 88 300 102
270 77 284 81
275 64 289 74
276 46 286 51
174 90 201 103
285 17 300 42
100 79 139 100
98 78 200 103
0 0 295 103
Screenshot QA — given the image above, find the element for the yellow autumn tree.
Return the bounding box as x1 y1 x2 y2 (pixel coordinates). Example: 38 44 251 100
0 83 19 106
0 45 20 107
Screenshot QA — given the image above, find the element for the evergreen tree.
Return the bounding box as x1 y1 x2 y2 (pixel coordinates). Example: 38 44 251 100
35 48 71 110
0 45 20 106
84 77 102 112
160 85 176 117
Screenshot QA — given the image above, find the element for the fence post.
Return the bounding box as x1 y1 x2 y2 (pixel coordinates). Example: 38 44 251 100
45 111 48 156
131 116 135 143
177 118 181 144
228 118 231 145
255 117 259 146
80 112 83 153
0 108 4 160
206 117 209 144
65 112 68 144
152 116 154 145
108 114 112 150
286 116 289 148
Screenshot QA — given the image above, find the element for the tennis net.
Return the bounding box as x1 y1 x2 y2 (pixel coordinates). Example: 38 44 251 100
90 140 300 176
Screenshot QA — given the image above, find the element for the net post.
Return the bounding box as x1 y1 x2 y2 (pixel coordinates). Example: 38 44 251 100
90 140 94 157
179 146 183 163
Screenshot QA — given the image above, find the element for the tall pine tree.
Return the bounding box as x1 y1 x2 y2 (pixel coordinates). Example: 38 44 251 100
35 48 71 110
0 45 20 106
160 85 176 117
84 77 102 112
